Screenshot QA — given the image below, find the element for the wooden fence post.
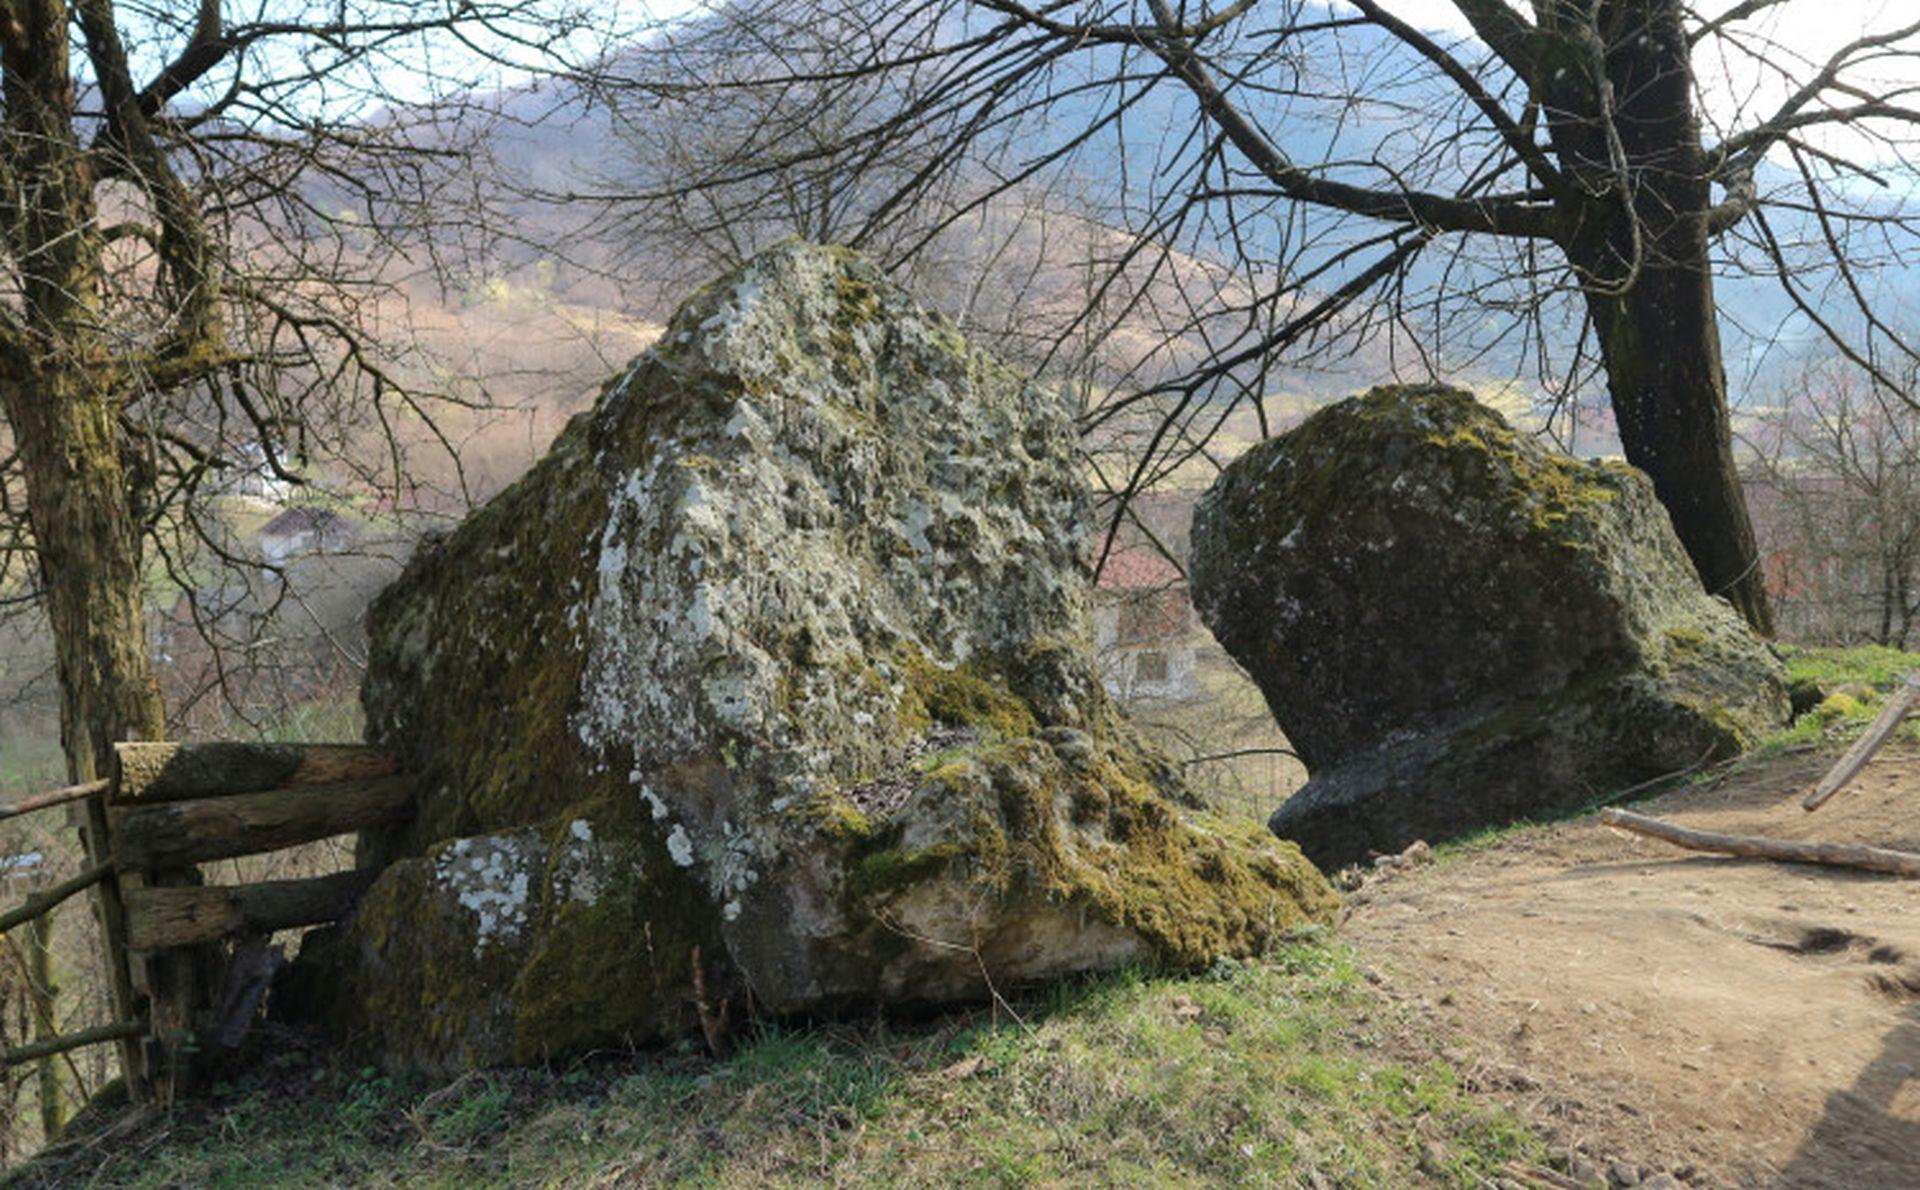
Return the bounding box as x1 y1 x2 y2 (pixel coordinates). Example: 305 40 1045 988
109 741 410 1104
0 742 410 1109
75 770 146 1104
111 745 204 1106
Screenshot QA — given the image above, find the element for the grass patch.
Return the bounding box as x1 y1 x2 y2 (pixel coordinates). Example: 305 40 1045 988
1760 644 1920 756
17 944 1543 1188
1778 643 1920 692
259 694 366 744
0 732 67 795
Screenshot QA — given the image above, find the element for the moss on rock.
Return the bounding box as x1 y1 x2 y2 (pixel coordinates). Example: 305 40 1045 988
1191 384 1789 868
292 243 1336 1072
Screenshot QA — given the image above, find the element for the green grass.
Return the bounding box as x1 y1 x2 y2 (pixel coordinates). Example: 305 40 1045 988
17 944 1544 1188
1777 643 1920 691
0 733 66 795
260 694 366 744
1761 643 1920 755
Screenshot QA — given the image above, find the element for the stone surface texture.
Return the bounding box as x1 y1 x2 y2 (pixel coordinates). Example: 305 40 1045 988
1190 384 1788 869
289 242 1336 1070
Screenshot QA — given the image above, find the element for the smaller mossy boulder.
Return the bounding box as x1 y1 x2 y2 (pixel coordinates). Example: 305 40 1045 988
289 242 1337 1072
1190 384 1788 868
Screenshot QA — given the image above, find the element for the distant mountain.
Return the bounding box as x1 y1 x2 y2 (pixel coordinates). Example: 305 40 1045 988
381 0 1914 491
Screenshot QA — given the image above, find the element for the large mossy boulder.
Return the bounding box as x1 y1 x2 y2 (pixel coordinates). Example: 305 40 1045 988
1190 384 1788 869
292 242 1336 1070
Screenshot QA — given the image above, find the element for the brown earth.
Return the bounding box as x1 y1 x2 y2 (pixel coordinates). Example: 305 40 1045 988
1345 747 1920 1189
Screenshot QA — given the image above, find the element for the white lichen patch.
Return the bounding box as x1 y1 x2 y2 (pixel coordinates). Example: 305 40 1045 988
569 243 1090 847
666 824 696 868
433 833 542 958
552 819 608 907
709 819 761 907
636 779 670 822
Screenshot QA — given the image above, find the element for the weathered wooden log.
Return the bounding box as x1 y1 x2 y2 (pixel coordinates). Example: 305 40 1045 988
114 776 415 869
0 860 115 934
0 778 108 821
124 868 380 951
1 1020 145 1068
1803 677 1920 811
75 764 146 1101
113 741 400 804
1599 808 1920 877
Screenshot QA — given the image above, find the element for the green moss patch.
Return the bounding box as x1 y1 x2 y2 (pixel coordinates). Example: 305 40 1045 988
895 647 1041 738
1234 385 1628 550
840 722 1339 969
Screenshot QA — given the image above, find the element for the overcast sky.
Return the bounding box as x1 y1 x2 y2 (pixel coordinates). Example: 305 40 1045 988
649 1 1920 133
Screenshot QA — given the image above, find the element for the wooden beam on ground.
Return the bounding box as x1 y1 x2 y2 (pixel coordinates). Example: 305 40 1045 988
125 868 381 951
113 776 415 870
1599 808 1920 877
1804 676 1919 812
0 779 108 821
0 860 115 934
1 1020 145 1068
113 742 400 805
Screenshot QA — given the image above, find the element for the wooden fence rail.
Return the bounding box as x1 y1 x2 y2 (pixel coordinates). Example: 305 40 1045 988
114 776 415 869
126 868 382 951
0 740 410 1107
0 859 114 935
0 779 108 822
1 1021 146 1067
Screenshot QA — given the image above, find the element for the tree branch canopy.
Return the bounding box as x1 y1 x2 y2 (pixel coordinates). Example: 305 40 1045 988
0 0 635 767
592 0 1920 637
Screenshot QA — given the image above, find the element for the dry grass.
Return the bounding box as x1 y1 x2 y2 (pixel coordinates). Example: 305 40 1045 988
13 943 1545 1188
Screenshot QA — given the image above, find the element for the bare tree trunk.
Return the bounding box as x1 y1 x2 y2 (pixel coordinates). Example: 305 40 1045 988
0 2 166 1104
1880 561 1898 646
1585 267 1771 634
1558 0 1774 635
26 913 58 1139
0 0 167 780
6 380 168 782
0 370 165 1108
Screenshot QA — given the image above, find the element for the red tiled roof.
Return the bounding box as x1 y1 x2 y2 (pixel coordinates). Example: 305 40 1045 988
1098 547 1183 589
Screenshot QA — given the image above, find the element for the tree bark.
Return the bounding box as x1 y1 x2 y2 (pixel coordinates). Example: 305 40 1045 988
0 0 167 1099
1553 0 1774 635
0 0 167 775
6 379 168 780
27 912 60 1139
1585 266 1771 634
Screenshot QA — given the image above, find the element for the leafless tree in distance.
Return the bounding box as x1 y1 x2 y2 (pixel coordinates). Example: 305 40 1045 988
1747 357 1920 648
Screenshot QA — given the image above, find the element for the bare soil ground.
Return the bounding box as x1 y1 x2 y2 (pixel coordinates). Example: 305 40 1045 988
1346 747 1920 1188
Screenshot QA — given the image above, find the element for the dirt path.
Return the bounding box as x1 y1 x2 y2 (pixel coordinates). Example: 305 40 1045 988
1345 748 1920 1188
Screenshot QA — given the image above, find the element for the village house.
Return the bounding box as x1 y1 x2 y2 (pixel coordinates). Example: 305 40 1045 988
258 506 357 565
1094 545 1201 702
